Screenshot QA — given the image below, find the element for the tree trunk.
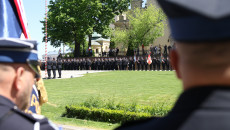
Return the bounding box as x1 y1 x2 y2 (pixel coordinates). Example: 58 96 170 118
88 34 92 47
83 42 85 56
74 38 80 58
88 34 92 57
126 41 134 56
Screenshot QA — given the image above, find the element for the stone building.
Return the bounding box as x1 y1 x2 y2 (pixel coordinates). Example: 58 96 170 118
113 0 173 54
89 32 110 57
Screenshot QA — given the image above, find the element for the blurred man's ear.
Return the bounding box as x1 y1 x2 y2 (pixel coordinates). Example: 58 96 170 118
170 49 182 79
13 67 25 91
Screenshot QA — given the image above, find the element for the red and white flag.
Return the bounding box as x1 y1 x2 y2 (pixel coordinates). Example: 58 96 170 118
14 0 29 39
0 0 29 39
147 54 152 65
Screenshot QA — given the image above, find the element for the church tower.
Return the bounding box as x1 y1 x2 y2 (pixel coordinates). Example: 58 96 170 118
131 0 143 10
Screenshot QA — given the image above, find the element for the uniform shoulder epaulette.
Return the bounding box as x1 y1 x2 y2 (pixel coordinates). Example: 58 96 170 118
12 108 42 123
12 108 58 130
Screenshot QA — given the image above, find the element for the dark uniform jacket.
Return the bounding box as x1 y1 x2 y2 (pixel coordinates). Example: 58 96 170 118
0 96 57 130
47 60 52 70
117 86 230 130
52 61 57 70
57 60 62 69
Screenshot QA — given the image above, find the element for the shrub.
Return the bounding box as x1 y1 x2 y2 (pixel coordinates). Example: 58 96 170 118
63 105 152 124
64 97 173 123
78 97 173 116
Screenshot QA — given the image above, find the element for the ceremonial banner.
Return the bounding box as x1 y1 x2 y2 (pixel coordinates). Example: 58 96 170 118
13 0 29 39
25 85 40 114
147 54 152 65
0 0 28 38
134 55 136 62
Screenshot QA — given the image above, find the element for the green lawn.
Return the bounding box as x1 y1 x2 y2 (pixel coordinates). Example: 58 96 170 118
42 71 182 129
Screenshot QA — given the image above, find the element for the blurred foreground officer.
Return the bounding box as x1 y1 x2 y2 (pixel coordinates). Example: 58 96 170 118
0 38 57 130
116 0 230 130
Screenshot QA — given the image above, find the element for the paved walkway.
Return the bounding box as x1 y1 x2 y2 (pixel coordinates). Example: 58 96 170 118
41 70 107 79
57 124 95 130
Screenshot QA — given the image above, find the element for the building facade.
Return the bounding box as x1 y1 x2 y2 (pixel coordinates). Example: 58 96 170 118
89 32 110 57
114 0 173 54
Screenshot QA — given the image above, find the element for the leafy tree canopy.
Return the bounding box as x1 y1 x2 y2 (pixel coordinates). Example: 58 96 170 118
112 4 166 50
42 0 130 57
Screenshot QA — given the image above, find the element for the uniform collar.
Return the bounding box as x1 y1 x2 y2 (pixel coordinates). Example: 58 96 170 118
0 95 17 109
171 86 230 112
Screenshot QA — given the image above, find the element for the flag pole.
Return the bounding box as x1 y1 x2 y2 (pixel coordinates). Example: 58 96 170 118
45 0 48 79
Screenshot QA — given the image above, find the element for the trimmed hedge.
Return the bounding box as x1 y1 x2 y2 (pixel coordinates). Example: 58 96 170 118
63 105 152 123
79 97 172 116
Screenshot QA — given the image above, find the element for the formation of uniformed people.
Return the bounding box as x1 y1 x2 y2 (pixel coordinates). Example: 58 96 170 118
46 57 59 79
41 56 172 73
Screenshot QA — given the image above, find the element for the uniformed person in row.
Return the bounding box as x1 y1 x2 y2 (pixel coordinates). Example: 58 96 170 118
99 58 103 70
0 39 57 129
114 58 118 70
76 59 80 70
70 59 75 70
140 57 145 71
150 57 157 71
116 0 230 129
107 58 111 70
64 59 69 70
166 57 170 71
144 56 148 71
118 58 123 70
109 58 113 70
82 58 87 70
161 57 166 71
62 59 66 70
114 58 117 70
86 58 92 70
136 57 141 71
96 58 101 70
156 57 161 71
47 57 52 79
78 59 82 70
52 58 57 79
92 59 96 70
91 59 95 70
66 59 71 70
57 58 62 78
122 57 128 70
128 57 134 71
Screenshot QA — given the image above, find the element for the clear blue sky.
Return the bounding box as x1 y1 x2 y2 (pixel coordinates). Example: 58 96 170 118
23 0 147 59
23 0 56 59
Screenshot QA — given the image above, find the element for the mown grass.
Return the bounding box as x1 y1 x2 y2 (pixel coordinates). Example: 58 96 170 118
42 71 182 129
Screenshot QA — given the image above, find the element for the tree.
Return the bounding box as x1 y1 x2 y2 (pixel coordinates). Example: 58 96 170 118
88 0 130 48
112 4 166 55
42 0 130 57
